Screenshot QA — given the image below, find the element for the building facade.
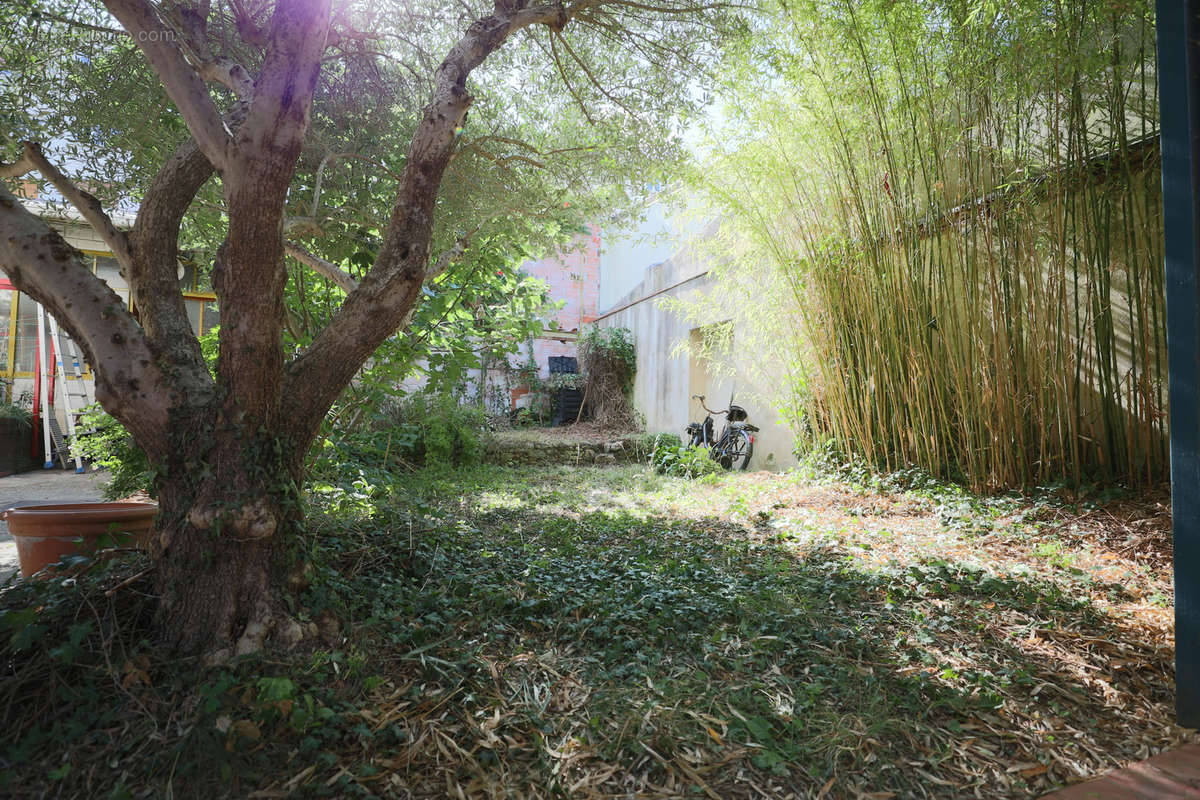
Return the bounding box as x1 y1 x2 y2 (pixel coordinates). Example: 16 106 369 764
519 224 601 377
0 192 216 447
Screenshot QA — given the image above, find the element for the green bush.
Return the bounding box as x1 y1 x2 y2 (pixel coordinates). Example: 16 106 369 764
71 405 153 500
646 432 681 460
0 401 31 426
545 372 585 393
511 407 538 427
650 434 721 478
624 432 668 461
382 393 487 470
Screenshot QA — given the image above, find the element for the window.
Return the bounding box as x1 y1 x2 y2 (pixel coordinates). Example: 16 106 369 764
0 290 12 375
182 294 219 335
202 299 219 335
10 294 89 378
13 293 40 375
185 297 202 334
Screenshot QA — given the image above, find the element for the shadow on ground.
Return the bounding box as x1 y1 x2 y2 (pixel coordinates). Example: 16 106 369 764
0 466 1186 799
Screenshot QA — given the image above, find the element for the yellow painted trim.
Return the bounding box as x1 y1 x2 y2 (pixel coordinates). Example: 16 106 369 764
184 292 218 335
6 293 93 381
10 293 32 380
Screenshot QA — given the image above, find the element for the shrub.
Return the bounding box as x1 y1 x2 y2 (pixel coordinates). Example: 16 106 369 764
625 432 668 461
646 432 681 461
545 372 585 393
579 326 637 429
382 393 487 470
0 401 31 426
71 406 153 500
650 434 720 478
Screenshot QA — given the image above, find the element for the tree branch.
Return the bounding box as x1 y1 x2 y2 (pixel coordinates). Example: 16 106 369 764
101 0 233 172
195 57 256 99
280 0 592 446
172 3 257 99
215 0 332 427
0 186 177 457
19 142 134 274
234 0 332 170
31 10 127 36
127 135 220 390
545 29 597 124
0 152 34 179
461 141 547 170
427 238 469 282
553 29 639 118
284 242 357 293
229 0 269 47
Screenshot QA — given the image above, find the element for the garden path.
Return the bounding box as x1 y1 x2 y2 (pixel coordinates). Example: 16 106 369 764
1042 743 1200 798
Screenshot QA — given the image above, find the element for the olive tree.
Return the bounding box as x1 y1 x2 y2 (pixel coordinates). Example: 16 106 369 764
0 0 719 655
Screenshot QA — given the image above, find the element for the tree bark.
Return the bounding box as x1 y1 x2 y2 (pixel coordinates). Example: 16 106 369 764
0 0 605 657
151 406 304 656
145 0 333 654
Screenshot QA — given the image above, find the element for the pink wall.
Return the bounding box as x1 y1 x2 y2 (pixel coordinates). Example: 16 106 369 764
523 226 601 334
520 226 601 379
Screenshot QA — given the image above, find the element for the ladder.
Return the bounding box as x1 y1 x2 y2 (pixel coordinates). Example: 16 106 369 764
36 305 52 468
38 305 89 472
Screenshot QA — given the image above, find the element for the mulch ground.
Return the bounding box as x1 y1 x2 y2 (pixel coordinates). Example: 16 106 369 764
1 464 1192 799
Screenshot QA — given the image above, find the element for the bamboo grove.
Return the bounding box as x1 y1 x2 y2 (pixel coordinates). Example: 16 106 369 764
698 0 1163 490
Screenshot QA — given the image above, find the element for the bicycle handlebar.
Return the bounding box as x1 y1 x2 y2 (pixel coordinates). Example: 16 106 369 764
691 394 727 416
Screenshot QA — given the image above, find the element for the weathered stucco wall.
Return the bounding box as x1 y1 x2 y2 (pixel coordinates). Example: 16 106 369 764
595 239 798 471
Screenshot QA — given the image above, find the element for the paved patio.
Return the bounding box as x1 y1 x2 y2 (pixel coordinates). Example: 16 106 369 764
1043 744 1200 799
0 468 108 581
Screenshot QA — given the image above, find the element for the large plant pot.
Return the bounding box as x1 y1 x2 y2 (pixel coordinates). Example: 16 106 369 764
4 502 158 578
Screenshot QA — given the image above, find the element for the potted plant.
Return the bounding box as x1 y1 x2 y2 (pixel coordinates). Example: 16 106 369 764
4 502 158 578
0 400 36 477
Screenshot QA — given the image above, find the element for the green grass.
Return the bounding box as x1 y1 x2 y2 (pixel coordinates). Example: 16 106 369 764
0 464 1184 799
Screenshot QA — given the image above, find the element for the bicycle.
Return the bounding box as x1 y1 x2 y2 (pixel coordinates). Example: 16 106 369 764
685 394 759 470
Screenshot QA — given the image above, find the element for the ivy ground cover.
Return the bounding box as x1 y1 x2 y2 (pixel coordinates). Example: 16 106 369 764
0 464 1188 798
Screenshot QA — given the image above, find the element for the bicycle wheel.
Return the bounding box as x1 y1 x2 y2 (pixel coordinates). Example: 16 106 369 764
720 430 753 471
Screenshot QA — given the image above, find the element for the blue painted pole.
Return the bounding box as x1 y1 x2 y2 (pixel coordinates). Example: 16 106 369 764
1158 0 1200 727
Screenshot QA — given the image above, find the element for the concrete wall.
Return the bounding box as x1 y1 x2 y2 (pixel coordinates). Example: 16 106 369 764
600 192 708 310
595 237 798 471
600 201 676 310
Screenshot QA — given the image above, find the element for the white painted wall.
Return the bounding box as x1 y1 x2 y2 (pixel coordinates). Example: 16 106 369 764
595 236 798 471
600 190 708 311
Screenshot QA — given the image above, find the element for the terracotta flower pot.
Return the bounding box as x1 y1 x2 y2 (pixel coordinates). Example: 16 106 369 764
4 502 158 578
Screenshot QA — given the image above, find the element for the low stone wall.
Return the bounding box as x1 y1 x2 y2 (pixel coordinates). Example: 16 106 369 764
483 435 652 468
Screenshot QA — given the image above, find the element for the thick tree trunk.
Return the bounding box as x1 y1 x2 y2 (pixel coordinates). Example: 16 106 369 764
144 0 333 656
2 0 597 660
150 408 305 656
